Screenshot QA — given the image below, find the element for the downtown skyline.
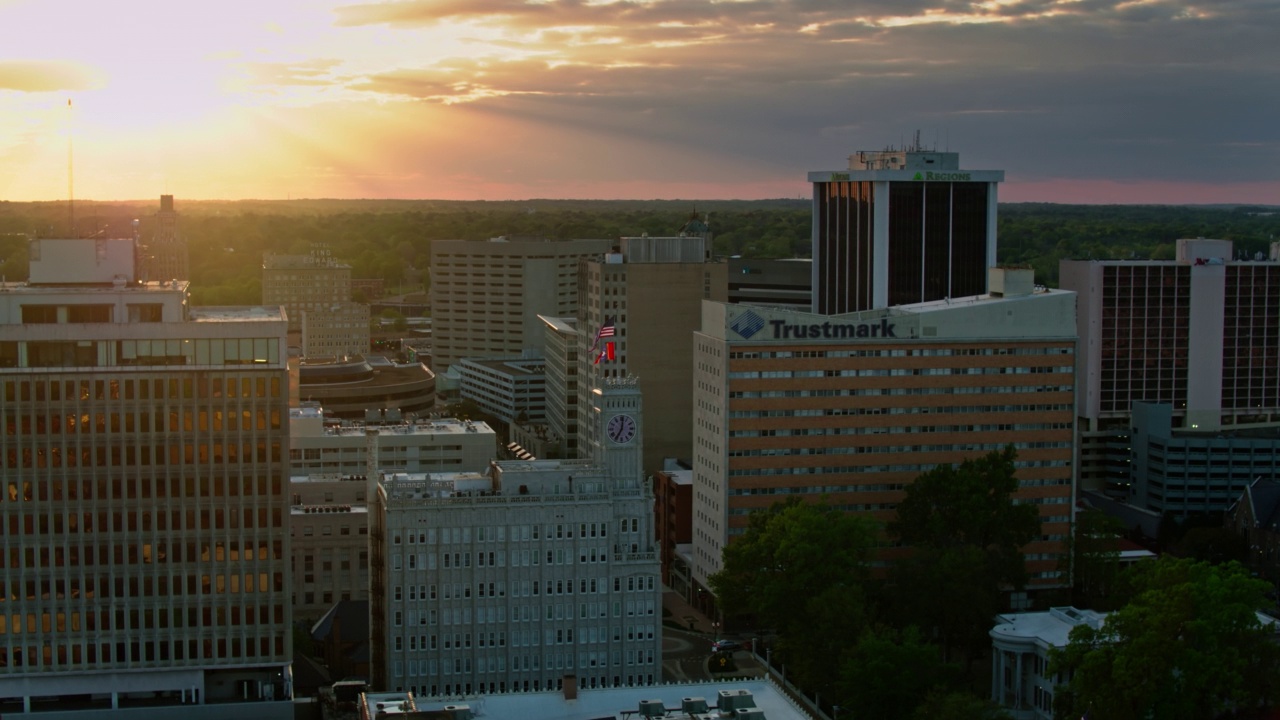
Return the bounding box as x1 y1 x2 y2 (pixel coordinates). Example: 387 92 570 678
1 0 1277 204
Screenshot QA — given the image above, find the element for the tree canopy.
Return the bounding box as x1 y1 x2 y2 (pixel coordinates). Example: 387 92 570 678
709 497 878 698
886 447 1041 662
1059 508 1127 610
4 199 1280 304
1050 557 1280 720
837 626 966 720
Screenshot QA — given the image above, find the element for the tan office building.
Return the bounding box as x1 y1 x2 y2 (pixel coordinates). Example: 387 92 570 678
290 475 370 624
429 237 613 372
263 249 352 332
302 302 370 360
576 236 728 476
690 270 1077 600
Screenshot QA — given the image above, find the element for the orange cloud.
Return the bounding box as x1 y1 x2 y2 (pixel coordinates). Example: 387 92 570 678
0 61 103 93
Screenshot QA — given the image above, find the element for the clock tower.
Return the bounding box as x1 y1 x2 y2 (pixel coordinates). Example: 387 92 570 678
591 376 644 490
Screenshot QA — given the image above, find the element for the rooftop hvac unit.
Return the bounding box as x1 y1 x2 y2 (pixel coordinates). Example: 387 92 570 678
639 699 666 717
734 709 765 720
682 698 708 714
718 690 755 712
445 704 473 720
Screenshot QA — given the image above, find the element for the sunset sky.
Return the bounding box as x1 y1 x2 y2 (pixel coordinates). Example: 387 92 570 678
1 0 1276 204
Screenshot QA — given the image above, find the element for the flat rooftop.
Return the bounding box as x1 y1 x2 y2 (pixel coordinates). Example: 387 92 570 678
413 680 812 720
537 315 579 334
0 279 189 294
190 305 287 322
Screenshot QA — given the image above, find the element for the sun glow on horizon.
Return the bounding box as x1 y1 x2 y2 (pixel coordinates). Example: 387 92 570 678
1 0 1273 204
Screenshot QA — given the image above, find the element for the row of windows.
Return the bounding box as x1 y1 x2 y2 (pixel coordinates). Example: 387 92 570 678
729 439 1072 459
20 303 163 325
727 455 1071 477
0 603 285 636
295 444 463 459
731 422 1073 437
729 366 1071 379
4 540 277 576
4 508 285 539
393 576 655 602
2 375 280 403
1 441 282 470
391 624 657 656
3 408 281 437
5 475 280 503
730 403 1073 418
396 674 657 699
0 339 281 370
392 520 638 546
393 544 634 571
0 635 286 669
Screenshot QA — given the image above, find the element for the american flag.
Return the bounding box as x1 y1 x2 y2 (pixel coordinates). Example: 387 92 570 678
590 317 615 352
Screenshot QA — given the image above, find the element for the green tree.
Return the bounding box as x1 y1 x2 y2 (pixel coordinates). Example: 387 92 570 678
911 690 1012 720
710 497 878 698
1059 508 1127 610
378 309 407 332
837 626 962 720
886 447 1040 663
1050 558 1280 720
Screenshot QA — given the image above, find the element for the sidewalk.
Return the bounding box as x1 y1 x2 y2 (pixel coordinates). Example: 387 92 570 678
662 589 717 635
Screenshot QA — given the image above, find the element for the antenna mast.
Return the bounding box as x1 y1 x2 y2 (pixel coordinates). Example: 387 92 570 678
67 98 74 238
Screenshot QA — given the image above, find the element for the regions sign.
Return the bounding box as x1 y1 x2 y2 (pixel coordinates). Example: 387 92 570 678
912 171 972 181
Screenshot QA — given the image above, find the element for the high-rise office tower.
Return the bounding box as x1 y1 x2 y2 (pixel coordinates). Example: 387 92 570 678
0 237 292 717
574 236 727 475
139 194 189 283
689 270 1076 606
809 146 1003 314
538 316 581 457
428 237 613 373
1062 238 1280 493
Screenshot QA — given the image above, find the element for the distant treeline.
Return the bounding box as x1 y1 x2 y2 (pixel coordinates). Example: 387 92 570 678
2 198 1278 306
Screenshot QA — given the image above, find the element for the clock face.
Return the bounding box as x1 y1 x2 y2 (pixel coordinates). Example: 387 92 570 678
606 413 637 444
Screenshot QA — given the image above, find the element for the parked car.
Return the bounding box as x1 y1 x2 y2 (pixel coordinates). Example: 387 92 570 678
711 640 742 653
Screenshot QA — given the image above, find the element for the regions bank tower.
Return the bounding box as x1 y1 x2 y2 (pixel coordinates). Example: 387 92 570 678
809 147 1004 314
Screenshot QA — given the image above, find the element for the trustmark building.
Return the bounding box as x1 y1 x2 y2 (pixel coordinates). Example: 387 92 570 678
689 269 1077 606
809 148 1003 315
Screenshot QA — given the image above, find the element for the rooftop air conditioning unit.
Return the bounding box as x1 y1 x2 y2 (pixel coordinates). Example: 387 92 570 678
682 698 708 714
639 700 666 717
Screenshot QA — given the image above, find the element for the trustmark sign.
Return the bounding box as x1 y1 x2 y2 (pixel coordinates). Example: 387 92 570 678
769 318 897 339
728 308 899 341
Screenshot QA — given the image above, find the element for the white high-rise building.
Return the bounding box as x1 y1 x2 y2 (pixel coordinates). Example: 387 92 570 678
371 378 662 695
0 237 293 717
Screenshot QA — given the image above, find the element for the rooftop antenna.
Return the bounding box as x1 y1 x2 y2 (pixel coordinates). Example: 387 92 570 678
67 98 74 237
